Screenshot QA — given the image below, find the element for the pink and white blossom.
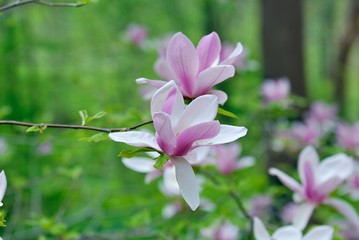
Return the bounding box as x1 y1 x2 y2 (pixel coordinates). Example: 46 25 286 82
137 32 243 104
201 220 240 240
336 122 359 152
307 101 337 126
207 143 255 174
289 120 322 148
110 81 247 210
124 24 148 47
342 161 359 200
269 146 356 229
220 43 247 71
261 78 290 103
254 217 333 240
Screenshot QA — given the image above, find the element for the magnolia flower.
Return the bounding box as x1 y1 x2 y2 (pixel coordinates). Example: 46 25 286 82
124 24 148 46
137 32 243 104
254 217 333 240
0 171 6 207
208 143 255 174
336 122 359 152
270 146 356 229
307 101 337 125
201 220 240 240
110 81 247 210
261 78 290 103
289 120 322 148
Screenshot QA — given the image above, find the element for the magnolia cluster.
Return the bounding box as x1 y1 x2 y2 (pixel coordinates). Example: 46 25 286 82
263 79 359 156
109 32 251 211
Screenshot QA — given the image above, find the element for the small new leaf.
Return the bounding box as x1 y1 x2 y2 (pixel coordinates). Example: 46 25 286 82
119 147 155 158
79 133 109 142
217 107 239 119
26 126 40 132
0 212 6 227
153 154 169 170
79 110 88 126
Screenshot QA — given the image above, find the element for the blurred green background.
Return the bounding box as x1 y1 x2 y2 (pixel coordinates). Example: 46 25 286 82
0 0 358 239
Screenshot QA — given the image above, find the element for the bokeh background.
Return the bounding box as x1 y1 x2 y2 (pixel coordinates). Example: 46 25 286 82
0 0 358 239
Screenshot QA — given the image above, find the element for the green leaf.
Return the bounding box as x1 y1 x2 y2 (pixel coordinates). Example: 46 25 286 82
79 110 88 126
26 125 40 132
118 147 155 158
153 154 169 170
0 212 6 227
79 110 107 125
79 133 109 142
217 107 239 119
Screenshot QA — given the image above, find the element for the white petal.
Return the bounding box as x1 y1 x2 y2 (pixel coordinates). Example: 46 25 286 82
292 202 316 230
109 131 160 151
272 226 302 240
0 171 6 204
303 226 333 240
269 168 303 195
318 153 353 184
162 202 181 219
171 157 200 210
220 42 244 65
195 125 247 146
324 198 359 227
122 157 156 173
236 156 255 169
150 80 184 117
253 217 271 240
210 90 228 105
175 94 218 133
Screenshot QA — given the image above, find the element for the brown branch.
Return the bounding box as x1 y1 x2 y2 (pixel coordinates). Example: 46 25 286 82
0 120 153 133
0 0 86 12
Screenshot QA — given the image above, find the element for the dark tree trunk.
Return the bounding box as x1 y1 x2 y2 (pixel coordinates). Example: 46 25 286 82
332 0 359 116
261 0 306 97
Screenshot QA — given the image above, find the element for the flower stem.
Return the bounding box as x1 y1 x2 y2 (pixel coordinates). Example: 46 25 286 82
198 168 254 240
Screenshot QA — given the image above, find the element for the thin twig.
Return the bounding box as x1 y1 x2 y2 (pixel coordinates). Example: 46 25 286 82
0 120 153 133
198 168 254 240
0 0 86 12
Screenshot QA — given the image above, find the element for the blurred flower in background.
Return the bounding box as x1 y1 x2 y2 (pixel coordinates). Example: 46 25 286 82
124 23 148 47
261 78 290 103
38 141 53 155
201 220 240 240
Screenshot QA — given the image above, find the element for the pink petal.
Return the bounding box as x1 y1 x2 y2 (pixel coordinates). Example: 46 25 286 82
272 226 302 240
324 198 359 227
220 42 244 65
253 217 271 240
197 32 221 71
0 171 6 205
122 157 156 173
196 125 247 146
175 121 220 156
315 176 342 199
195 65 235 95
154 59 176 80
166 32 199 97
109 131 160 151
269 168 303 194
175 94 218 133
153 112 176 155
210 90 228 105
298 146 319 191
303 226 333 240
171 157 200 210
292 202 316 230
